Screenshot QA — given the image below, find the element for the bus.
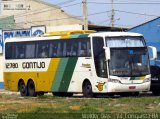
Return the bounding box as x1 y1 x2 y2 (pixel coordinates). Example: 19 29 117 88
3 30 157 97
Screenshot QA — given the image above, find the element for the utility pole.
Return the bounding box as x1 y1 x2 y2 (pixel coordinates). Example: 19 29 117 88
83 0 88 30
111 0 115 28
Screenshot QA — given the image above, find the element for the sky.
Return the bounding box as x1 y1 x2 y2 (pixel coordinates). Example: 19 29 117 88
44 0 160 28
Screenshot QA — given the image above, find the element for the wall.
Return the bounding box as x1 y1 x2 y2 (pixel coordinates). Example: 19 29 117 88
0 0 83 29
47 24 83 32
0 16 15 30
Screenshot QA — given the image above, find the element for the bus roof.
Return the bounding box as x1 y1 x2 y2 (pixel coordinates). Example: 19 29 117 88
89 32 143 37
5 36 62 43
5 31 143 43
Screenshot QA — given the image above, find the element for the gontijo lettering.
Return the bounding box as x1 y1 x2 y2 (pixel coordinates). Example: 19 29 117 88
22 62 45 69
5 62 45 69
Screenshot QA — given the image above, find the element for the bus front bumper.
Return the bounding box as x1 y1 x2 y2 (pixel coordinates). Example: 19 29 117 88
106 82 150 93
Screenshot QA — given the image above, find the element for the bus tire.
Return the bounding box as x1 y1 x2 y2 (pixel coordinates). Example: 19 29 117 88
27 80 37 97
19 80 27 96
83 81 93 97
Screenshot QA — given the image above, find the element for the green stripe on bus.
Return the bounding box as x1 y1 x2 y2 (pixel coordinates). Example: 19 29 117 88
51 58 69 92
71 34 80 38
71 34 89 38
58 57 78 92
78 34 89 38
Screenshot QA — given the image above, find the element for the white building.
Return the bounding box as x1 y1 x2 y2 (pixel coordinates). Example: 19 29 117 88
0 0 85 31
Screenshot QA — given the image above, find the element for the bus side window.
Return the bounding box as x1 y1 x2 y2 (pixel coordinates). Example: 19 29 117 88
79 41 87 57
71 41 78 56
37 42 49 58
49 41 58 57
20 45 25 58
61 42 67 57
26 43 35 58
65 40 78 57
66 40 72 57
5 43 12 59
57 42 63 57
14 43 25 59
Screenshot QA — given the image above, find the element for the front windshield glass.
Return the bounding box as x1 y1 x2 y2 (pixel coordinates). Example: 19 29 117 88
131 49 150 75
109 49 130 76
109 47 150 76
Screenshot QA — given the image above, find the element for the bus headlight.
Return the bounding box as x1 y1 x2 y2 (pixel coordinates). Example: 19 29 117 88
108 79 121 83
143 78 151 83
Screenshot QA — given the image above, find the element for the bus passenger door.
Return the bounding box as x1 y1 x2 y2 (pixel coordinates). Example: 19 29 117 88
92 37 108 78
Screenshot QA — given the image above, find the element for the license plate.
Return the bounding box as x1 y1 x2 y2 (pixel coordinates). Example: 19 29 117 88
129 86 136 89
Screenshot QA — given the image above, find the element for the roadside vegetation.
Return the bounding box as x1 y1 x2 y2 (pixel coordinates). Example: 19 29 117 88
0 92 160 119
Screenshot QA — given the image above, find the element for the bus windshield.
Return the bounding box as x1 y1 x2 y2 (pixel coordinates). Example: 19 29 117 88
109 47 150 77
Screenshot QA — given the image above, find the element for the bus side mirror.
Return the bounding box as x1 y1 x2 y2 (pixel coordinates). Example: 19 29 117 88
103 47 110 60
148 46 157 60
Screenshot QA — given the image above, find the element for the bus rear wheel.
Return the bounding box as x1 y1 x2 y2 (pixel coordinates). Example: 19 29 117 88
27 80 37 97
19 80 27 96
83 81 93 97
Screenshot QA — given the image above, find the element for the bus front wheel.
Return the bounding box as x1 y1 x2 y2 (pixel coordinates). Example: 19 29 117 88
19 80 27 96
27 80 37 97
83 81 93 97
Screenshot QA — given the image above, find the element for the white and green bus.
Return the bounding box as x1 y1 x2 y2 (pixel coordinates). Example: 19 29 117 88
4 30 157 97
